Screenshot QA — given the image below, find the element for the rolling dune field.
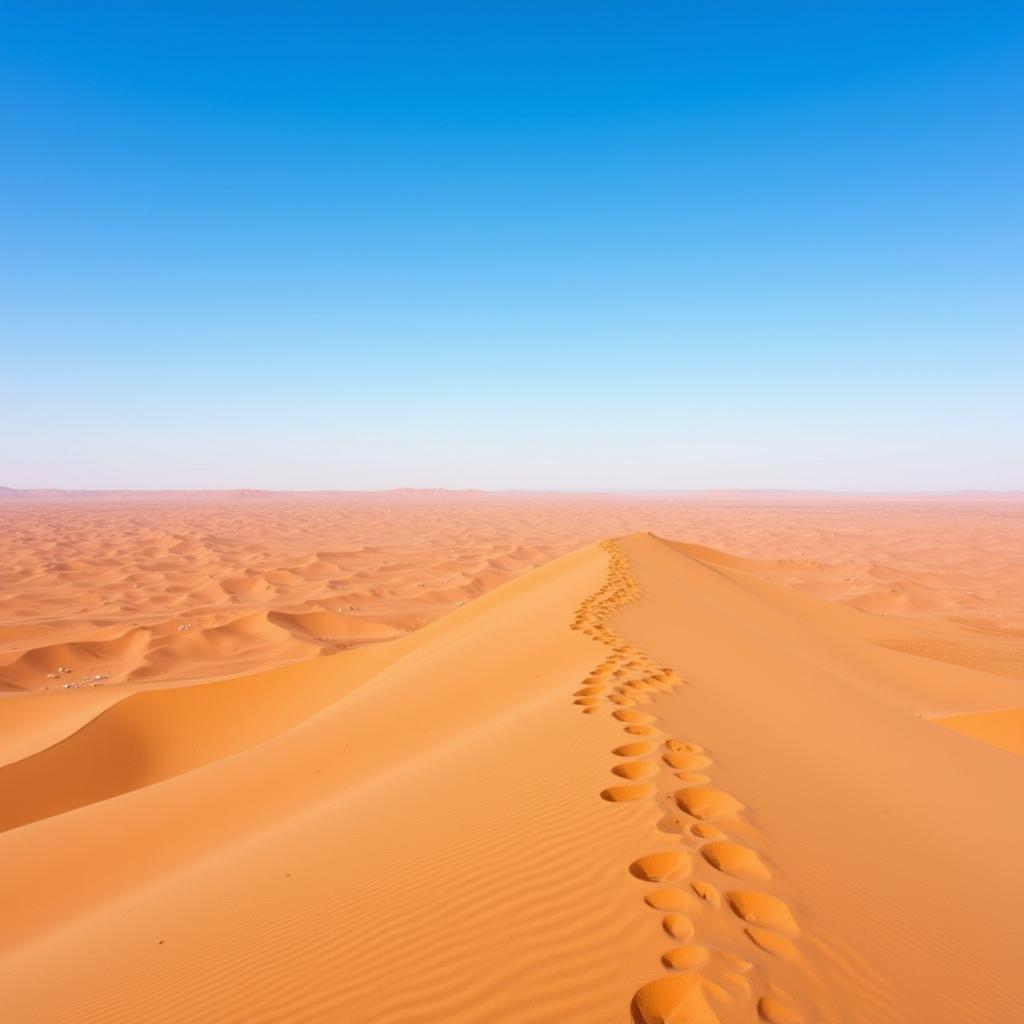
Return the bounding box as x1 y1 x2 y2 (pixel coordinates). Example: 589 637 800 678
1 492 1022 1023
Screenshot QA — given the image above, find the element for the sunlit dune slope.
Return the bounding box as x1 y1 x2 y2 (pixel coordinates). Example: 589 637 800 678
936 706 1024 755
611 534 1024 1023
1 544 664 1023
1 535 1022 1023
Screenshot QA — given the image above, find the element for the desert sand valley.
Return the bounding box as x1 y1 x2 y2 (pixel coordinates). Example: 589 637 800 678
1 491 1022 1023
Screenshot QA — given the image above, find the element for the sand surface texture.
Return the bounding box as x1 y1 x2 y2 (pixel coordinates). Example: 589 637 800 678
2 492 1022 695
1 493 1022 1022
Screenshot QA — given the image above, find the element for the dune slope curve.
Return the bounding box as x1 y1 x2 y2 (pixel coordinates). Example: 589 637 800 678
1 542 668 1023
611 533 1024 1024
2 535 1021 1023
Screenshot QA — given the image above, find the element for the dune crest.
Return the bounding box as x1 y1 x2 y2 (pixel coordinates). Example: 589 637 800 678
570 540 821 1023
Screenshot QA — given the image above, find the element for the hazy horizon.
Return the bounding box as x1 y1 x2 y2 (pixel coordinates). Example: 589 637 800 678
3 484 1024 500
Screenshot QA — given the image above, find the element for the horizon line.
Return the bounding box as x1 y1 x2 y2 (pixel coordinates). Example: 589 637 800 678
3 486 1023 500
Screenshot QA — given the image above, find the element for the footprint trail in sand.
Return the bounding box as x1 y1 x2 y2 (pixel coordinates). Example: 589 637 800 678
574 540 812 1024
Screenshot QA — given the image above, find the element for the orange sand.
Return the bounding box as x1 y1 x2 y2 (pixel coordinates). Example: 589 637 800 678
1 492 1022 1022
3 491 1022 695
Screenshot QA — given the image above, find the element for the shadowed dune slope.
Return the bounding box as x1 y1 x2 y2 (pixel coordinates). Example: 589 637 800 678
1 535 1021 1024
0 648 381 831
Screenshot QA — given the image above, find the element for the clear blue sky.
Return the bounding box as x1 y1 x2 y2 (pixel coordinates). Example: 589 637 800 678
2 2 1021 490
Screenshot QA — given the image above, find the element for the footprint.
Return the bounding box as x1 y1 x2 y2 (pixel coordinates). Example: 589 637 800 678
613 741 657 757
675 788 744 821
624 725 660 737
601 784 655 803
613 761 659 781
662 945 709 971
699 842 771 881
655 818 696 841
662 914 696 940
630 851 693 882
645 889 695 912
631 974 722 1024
690 881 721 907
757 996 804 1023
744 926 800 962
690 823 726 840
621 694 651 707
666 739 703 753
614 709 655 725
663 752 711 772
727 892 799 936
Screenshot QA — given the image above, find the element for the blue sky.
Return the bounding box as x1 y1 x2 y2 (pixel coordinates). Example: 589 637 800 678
2 2 1021 490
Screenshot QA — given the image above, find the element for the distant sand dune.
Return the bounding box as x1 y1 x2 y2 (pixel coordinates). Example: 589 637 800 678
2 493 1023 693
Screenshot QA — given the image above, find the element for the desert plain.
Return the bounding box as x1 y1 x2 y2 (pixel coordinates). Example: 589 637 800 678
1 490 1022 1023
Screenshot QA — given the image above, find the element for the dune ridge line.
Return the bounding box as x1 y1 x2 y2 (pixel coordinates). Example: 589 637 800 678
575 540 813 1023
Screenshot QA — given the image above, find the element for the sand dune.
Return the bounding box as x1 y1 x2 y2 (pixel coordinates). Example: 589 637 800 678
2 514 1023 1023
2 492 1023 694
612 535 1024 1022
